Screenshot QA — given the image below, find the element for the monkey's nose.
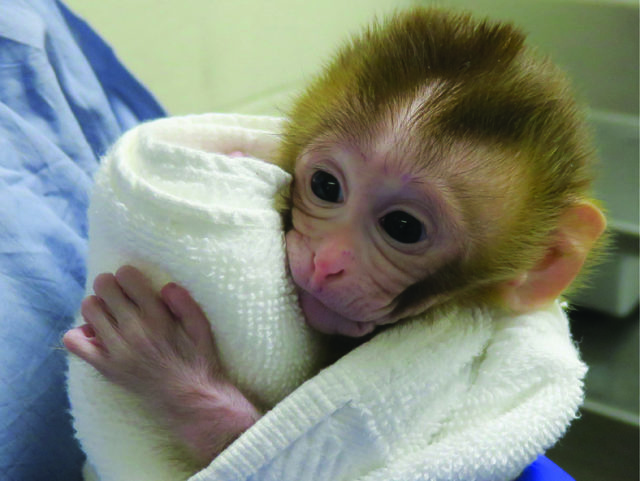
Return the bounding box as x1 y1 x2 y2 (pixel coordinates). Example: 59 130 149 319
310 249 353 288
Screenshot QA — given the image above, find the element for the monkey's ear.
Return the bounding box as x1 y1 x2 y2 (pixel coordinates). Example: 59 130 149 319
500 201 606 312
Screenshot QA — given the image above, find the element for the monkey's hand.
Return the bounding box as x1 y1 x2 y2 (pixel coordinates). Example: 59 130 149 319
63 266 261 467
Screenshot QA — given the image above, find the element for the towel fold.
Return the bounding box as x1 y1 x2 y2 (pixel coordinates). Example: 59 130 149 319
196 301 586 481
67 114 327 481
67 114 586 481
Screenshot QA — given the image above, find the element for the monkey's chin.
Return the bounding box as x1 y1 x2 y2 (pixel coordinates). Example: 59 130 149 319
298 291 376 338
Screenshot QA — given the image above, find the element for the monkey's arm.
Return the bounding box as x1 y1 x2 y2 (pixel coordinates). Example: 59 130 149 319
63 266 261 468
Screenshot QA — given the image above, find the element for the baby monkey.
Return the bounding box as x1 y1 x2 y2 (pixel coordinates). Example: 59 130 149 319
64 7 605 470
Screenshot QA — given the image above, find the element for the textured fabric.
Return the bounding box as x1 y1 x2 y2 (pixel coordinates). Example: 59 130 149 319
68 114 586 481
0 1 165 480
66 114 327 481
196 298 586 481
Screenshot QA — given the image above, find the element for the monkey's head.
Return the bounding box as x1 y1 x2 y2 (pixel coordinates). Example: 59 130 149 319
280 8 606 337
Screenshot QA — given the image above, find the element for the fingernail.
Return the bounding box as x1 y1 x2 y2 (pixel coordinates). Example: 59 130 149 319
81 324 96 338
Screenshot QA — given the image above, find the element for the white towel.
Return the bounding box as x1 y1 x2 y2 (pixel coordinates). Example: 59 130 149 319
199 301 587 481
67 114 587 481
67 114 327 481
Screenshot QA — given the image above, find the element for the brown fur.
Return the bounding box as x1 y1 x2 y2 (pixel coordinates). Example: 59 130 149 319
278 7 603 315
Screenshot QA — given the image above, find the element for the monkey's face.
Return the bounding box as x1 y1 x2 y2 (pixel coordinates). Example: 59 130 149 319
285 137 466 337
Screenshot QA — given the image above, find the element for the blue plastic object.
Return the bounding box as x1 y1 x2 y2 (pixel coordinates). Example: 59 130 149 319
515 456 575 480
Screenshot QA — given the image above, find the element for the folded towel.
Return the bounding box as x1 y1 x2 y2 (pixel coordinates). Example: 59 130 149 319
67 114 586 481
67 114 327 481
195 301 586 481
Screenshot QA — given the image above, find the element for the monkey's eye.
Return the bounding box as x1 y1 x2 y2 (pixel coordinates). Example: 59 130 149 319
310 170 343 203
380 211 425 244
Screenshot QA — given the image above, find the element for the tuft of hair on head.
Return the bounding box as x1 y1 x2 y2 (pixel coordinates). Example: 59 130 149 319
279 7 527 167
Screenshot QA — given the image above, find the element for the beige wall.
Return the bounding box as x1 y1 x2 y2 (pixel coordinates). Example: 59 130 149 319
65 0 417 115
65 0 638 117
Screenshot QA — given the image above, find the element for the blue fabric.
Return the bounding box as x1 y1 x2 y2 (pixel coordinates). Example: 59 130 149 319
515 456 575 481
0 1 165 479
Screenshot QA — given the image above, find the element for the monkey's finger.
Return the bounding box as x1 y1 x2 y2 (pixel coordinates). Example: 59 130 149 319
79 295 120 349
114 265 174 332
161 282 217 358
63 324 109 368
93 272 139 326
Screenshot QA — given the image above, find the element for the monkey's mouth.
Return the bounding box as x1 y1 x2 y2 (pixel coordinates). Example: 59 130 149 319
296 289 377 337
